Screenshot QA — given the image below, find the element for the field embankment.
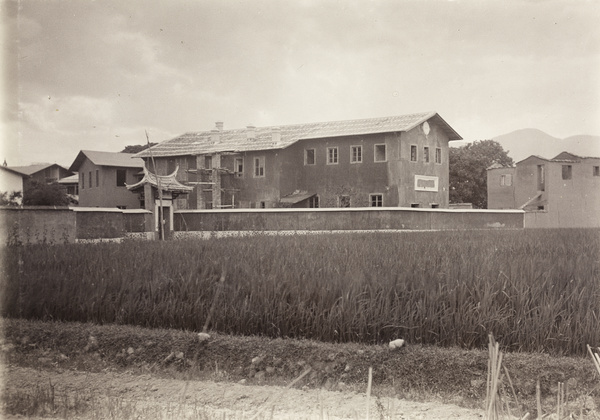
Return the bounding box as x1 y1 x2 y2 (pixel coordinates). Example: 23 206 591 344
2 318 599 418
2 229 599 355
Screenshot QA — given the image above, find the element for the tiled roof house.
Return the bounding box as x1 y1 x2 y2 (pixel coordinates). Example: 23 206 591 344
135 112 462 209
69 150 145 209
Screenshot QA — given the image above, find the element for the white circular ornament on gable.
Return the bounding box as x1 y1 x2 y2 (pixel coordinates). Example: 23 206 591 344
422 121 430 135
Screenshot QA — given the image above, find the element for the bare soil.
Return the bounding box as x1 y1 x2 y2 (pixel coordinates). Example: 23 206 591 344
3 365 485 419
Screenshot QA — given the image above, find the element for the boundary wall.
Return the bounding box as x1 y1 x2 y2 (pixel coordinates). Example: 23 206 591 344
0 207 152 245
174 207 524 233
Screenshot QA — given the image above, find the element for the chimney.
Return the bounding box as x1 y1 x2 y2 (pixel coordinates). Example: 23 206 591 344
210 129 220 144
271 127 281 144
246 125 256 140
215 121 223 131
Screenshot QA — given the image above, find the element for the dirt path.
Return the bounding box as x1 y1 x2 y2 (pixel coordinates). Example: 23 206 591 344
4 366 485 419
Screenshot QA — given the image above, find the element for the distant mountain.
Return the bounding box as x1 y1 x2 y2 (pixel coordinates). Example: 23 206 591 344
450 129 600 162
492 129 600 162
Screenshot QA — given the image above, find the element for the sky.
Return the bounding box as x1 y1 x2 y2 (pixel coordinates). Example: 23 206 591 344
1 0 599 167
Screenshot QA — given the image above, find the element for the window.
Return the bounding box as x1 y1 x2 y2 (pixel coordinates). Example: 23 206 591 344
89 171 92 188
431 203 439 208
235 158 244 177
116 205 127 210
80 172 84 189
167 159 176 173
351 146 362 163
423 147 430 163
370 194 383 207
537 165 545 191
204 156 212 169
305 149 315 165
116 169 127 187
339 195 350 208
594 166 600 177
254 156 265 177
374 144 387 162
435 148 442 164
327 147 338 164
410 203 420 208
259 201 266 209
309 196 319 208
562 165 572 180
96 170 99 187
410 145 417 162
500 174 512 186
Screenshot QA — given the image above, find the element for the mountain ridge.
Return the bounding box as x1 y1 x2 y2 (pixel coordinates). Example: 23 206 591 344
451 129 600 162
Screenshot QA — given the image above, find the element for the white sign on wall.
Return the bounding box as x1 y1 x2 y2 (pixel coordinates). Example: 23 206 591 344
414 175 439 192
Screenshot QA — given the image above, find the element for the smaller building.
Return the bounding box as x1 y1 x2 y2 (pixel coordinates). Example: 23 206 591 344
0 166 26 205
7 163 72 185
487 152 600 227
68 151 144 209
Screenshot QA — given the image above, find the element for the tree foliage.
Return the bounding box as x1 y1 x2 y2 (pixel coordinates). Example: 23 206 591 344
121 143 157 154
0 191 22 206
23 180 69 206
449 140 513 209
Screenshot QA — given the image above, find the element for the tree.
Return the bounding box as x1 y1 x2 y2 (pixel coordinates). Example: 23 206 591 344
449 140 513 209
121 143 157 154
0 191 22 206
22 180 69 206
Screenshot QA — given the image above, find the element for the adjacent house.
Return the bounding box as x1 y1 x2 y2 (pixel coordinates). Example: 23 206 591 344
487 152 600 227
7 163 72 185
0 165 26 204
68 150 144 209
134 112 462 210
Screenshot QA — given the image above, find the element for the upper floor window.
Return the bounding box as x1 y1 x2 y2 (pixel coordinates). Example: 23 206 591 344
305 149 315 165
96 170 99 187
309 195 319 208
410 145 417 162
370 194 383 207
116 169 127 187
594 166 599 177
435 148 442 164
204 156 212 169
423 147 430 163
234 157 244 177
80 172 84 189
339 195 350 208
254 156 265 177
562 165 572 180
374 144 387 162
327 147 338 165
500 174 512 186
351 146 362 163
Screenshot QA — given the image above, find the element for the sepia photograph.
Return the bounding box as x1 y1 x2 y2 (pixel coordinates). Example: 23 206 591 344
1 0 599 418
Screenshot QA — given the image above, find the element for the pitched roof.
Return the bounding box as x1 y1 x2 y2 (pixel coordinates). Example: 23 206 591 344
0 166 28 177
516 151 600 165
69 150 144 172
135 112 462 158
57 174 79 184
7 163 69 176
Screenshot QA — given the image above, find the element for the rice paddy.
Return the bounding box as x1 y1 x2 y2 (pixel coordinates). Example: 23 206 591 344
1 228 598 356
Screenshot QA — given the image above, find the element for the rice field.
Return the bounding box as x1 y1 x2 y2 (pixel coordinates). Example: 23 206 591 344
1 229 598 356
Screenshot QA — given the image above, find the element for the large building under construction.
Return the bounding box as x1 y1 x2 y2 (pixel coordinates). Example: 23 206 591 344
134 112 462 211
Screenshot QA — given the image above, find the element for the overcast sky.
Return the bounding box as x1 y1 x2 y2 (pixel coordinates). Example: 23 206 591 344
2 0 599 166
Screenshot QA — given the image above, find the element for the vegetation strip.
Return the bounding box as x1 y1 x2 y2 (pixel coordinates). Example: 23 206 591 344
2 318 598 417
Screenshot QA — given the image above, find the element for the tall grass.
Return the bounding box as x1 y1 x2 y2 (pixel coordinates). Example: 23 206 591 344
1 229 598 355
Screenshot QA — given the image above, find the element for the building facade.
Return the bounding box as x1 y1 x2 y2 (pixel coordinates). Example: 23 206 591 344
68 150 145 209
135 112 462 210
487 152 600 227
